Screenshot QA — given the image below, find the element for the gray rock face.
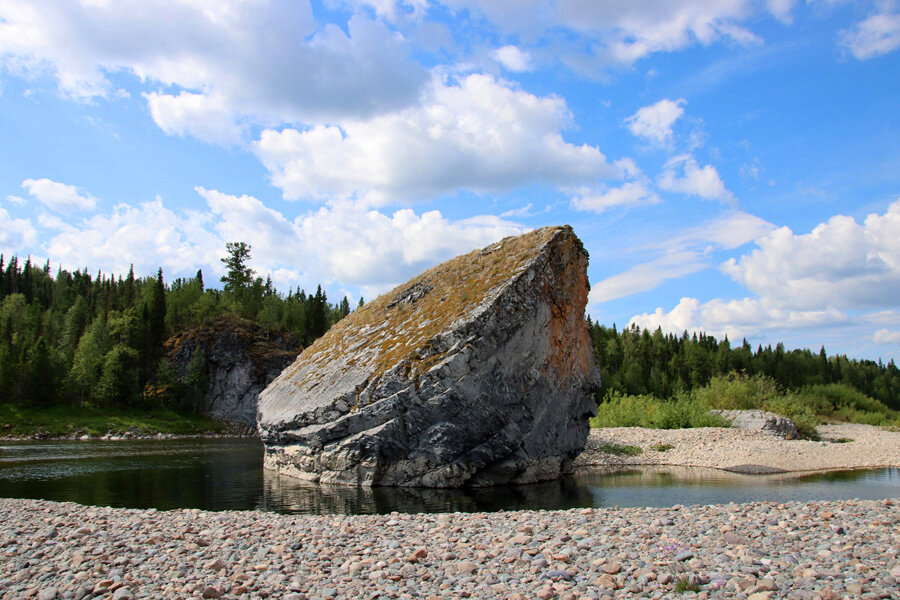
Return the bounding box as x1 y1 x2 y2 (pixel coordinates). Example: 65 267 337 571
258 226 601 487
711 409 801 439
166 315 300 426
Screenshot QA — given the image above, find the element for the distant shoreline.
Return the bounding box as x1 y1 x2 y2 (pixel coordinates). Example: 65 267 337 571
0 430 258 442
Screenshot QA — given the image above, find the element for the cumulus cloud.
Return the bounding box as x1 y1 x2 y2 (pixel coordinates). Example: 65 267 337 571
22 178 97 212
658 155 734 203
570 181 661 214
0 0 426 125
589 211 774 304
722 200 900 310
145 92 246 146
254 73 617 203
630 297 849 340
437 0 780 68
0 205 37 251
874 328 900 344
493 45 534 71
44 198 221 278
624 98 686 145
841 10 900 59
35 186 524 295
629 200 900 341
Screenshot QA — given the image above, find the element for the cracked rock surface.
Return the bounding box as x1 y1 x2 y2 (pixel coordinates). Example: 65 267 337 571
258 226 601 487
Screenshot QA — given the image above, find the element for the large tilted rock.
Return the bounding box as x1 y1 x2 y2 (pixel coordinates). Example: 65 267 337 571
258 226 601 487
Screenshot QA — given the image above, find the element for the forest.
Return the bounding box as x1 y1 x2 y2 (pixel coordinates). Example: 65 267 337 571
0 243 352 409
1 244 898 417
587 319 899 411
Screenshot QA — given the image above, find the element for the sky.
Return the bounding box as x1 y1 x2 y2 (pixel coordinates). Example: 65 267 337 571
1 0 899 361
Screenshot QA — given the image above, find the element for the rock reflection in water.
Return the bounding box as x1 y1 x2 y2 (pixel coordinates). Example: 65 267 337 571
260 468 596 514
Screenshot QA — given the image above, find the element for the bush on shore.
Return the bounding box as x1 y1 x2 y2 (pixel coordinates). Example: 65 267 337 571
591 372 900 438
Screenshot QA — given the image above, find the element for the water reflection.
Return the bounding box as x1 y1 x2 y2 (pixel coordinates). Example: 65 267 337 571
0 439 897 514
260 469 596 514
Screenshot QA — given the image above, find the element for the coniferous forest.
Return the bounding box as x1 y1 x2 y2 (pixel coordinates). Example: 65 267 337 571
0 243 352 410
1 245 898 415
587 319 900 411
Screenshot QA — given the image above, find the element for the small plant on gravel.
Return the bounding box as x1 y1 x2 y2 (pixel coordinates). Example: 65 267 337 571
657 542 701 594
597 442 643 456
830 437 854 443
650 443 674 452
675 579 701 593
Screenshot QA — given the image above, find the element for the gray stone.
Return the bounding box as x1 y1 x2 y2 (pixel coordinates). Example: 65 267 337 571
111 589 133 600
710 410 801 439
258 226 601 487
166 315 300 426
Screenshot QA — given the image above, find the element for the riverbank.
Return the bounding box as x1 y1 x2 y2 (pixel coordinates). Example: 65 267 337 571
2 496 897 600
0 403 249 441
575 423 900 473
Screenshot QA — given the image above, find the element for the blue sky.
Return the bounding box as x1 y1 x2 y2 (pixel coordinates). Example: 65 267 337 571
1 0 899 360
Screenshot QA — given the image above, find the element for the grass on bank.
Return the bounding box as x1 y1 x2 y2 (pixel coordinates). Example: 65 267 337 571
591 373 900 439
0 403 231 438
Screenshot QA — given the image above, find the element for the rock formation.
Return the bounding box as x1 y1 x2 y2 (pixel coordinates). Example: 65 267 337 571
258 226 601 487
710 409 801 439
166 315 301 426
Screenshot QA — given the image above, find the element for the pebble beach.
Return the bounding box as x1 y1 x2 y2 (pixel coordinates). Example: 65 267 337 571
2 424 899 600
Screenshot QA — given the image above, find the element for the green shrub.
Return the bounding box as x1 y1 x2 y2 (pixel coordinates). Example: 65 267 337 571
692 372 780 410
590 390 730 429
597 442 643 456
590 372 900 435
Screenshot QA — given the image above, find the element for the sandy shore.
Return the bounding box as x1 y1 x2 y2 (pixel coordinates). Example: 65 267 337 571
574 423 900 474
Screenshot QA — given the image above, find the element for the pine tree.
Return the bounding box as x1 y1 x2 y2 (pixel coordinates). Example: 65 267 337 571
220 242 253 301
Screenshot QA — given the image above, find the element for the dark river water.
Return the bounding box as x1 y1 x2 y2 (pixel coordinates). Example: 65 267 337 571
0 438 897 514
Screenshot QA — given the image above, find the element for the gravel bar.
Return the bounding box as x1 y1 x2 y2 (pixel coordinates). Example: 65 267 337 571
2 496 899 600
575 424 900 473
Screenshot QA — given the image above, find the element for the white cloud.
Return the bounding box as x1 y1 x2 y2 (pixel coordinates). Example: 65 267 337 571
439 0 781 68
874 329 900 344
630 296 849 340
0 1 426 125
6 195 27 206
253 73 617 203
44 198 221 278
658 155 734 203
493 45 533 72
297 203 525 291
841 10 900 59
22 178 97 211
34 186 524 295
0 206 37 251
722 200 900 311
629 200 900 341
766 0 796 24
590 210 774 304
624 98 685 145
590 252 706 304
145 92 246 145
570 181 661 214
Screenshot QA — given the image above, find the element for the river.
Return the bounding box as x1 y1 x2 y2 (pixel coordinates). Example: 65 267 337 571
1 438 897 514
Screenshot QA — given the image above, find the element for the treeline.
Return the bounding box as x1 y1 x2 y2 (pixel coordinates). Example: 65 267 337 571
589 320 900 411
0 244 352 408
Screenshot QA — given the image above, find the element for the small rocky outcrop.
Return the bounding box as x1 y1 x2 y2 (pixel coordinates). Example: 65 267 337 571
258 226 601 487
710 409 801 439
166 315 301 426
